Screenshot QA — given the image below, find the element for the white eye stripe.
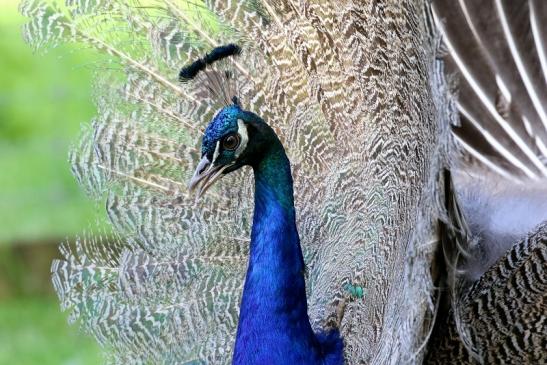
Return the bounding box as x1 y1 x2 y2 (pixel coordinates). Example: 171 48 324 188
212 141 220 164
235 119 248 158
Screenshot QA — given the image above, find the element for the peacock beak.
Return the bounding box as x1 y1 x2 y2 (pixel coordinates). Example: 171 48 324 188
188 156 231 199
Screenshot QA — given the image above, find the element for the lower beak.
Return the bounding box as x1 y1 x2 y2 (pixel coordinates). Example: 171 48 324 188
188 156 231 199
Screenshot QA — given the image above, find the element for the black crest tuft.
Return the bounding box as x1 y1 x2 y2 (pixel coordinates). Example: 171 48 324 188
179 44 241 81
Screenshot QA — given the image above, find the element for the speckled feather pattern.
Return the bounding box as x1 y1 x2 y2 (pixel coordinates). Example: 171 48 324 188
21 0 449 362
426 221 547 364
21 0 541 364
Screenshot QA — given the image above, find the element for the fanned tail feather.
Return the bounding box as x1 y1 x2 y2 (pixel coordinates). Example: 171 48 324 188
24 0 546 362
21 0 385 362
432 0 547 181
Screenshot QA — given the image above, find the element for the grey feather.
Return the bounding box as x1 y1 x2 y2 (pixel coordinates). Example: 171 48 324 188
456 174 547 281
426 219 547 364
432 0 547 181
429 0 547 362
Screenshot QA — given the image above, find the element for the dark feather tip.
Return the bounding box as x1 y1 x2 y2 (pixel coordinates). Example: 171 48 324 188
179 58 206 81
204 44 241 65
178 44 241 81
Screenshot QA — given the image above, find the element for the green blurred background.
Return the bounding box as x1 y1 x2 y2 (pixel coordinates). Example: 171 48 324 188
0 1 103 363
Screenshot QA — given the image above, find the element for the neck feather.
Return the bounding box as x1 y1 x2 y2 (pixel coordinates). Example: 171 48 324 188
233 141 317 358
247 142 306 307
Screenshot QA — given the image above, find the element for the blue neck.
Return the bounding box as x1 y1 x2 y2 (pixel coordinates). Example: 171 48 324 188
233 143 321 364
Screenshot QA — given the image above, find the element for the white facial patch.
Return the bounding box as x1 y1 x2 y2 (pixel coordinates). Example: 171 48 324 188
211 141 220 165
235 119 249 158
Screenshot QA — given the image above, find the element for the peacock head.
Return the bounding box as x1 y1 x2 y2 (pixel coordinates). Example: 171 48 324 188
188 101 275 198
182 44 279 198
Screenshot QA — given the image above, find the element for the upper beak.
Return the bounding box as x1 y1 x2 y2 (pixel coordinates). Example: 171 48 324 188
188 156 231 199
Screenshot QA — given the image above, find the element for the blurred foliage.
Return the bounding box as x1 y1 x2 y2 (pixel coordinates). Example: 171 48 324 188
0 240 63 298
0 296 103 365
0 0 108 245
0 1 103 363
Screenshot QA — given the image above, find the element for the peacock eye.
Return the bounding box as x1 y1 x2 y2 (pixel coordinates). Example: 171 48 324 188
222 134 240 151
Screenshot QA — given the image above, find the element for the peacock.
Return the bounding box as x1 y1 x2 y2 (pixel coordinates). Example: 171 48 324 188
183 44 343 364
20 0 546 364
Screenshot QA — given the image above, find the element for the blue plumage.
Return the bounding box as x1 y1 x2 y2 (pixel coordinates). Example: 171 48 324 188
189 103 344 364
201 105 242 162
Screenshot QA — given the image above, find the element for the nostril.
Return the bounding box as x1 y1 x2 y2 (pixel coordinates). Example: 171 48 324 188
195 157 211 177
198 161 211 175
